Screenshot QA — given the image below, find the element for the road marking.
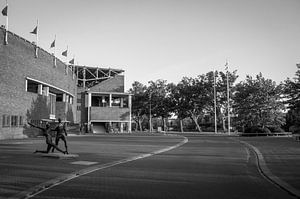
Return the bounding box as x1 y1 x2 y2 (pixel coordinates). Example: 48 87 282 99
237 139 300 198
12 135 188 199
71 161 98 166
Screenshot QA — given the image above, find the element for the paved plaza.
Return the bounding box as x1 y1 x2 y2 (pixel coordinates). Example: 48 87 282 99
0 133 299 199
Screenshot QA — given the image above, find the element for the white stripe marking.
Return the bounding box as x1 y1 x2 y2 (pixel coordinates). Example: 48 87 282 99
71 161 98 166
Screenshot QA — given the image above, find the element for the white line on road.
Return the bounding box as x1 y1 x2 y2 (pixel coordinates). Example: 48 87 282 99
71 161 98 166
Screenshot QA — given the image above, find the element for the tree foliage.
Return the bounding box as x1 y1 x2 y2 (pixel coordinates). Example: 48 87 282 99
128 81 148 131
233 73 285 130
283 65 300 131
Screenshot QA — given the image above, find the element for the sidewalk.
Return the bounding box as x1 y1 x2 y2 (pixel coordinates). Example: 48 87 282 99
237 136 300 194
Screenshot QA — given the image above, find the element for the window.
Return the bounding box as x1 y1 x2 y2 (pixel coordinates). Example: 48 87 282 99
19 116 24 126
49 93 56 115
27 80 38 93
69 96 73 104
77 106 81 111
11 115 18 127
56 94 63 102
2 115 10 127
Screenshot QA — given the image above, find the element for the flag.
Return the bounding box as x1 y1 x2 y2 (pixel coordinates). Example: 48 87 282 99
50 40 55 48
225 61 228 70
30 26 37 34
69 58 74 64
62 49 68 57
2 5 7 16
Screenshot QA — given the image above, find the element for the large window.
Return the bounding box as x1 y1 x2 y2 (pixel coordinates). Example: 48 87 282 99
56 94 63 102
2 115 10 127
92 95 109 107
19 116 24 126
11 116 18 127
27 80 38 93
49 93 56 115
2 115 24 128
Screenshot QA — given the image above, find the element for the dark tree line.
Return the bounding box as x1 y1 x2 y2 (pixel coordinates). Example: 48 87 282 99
129 66 300 134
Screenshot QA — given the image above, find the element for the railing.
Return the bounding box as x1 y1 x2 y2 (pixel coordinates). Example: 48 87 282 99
238 132 292 137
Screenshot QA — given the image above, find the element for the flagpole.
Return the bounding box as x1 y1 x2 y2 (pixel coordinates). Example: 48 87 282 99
4 0 8 44
72 55 75 79
65 46 68 74
54 35 56 67
226 62 230 135
35 19 39 58
214 70 217 134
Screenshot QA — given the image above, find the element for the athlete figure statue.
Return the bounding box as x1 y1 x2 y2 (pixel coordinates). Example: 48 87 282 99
52 118 69 154
28 122 66 154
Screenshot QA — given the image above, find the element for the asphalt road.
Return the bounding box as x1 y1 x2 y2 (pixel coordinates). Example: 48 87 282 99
1 134 299 199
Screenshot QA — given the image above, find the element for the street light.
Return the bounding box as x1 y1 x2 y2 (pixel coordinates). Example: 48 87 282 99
149 92 152 132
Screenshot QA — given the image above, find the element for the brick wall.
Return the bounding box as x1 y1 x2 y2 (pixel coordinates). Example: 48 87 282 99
0 29 77 139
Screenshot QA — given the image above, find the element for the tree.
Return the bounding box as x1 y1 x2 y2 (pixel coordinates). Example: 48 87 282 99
128 81 148 131
233 73 285 132
147 79 173 131
283 64 300 132
174 74 214 132
168 82 189 132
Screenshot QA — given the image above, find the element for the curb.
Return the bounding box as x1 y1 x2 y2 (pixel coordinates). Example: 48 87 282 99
238 140 300 199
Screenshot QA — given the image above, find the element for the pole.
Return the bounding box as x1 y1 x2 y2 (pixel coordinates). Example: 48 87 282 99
72 55 75 79
4 0 8 45
54 35 56 67
214 70 217 133
35 19 39 58
226 67 230 135
149 93 152 132
65 46 68 74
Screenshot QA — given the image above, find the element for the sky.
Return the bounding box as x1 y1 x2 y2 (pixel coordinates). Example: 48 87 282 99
1 0 300 90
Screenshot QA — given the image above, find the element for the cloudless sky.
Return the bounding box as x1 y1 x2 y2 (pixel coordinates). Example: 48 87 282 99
1 0 300 90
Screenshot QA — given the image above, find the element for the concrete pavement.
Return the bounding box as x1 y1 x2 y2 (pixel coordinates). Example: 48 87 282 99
0 133 300 199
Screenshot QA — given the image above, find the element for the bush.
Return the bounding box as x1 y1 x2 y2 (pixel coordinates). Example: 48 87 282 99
267 126 285 133
201 126 215 132
289 125 300 134
243 126 271 136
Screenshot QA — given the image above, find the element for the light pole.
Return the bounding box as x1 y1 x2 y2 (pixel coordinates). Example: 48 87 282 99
225 61 230 135
149 92 152 132
214 70 217 134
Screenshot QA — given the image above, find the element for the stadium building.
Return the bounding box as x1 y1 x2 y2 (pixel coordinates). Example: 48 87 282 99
0 27 132 140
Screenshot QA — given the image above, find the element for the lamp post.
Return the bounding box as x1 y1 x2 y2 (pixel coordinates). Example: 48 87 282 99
214 70 217 134
149 92 152 132
225 61 230 135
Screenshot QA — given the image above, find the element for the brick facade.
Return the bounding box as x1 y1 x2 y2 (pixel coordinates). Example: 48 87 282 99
0 29 77 139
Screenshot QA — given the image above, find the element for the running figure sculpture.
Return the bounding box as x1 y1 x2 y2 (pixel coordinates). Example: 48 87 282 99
28 122 66 154
52 118 69 154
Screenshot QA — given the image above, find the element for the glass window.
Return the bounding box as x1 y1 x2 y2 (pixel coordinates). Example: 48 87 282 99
27 80 38 93
19 116 23 126
49 93 56 115
11 115 18 127
69 96 73 104
56 94 63 102
2 115 10 127
2 115 5 127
